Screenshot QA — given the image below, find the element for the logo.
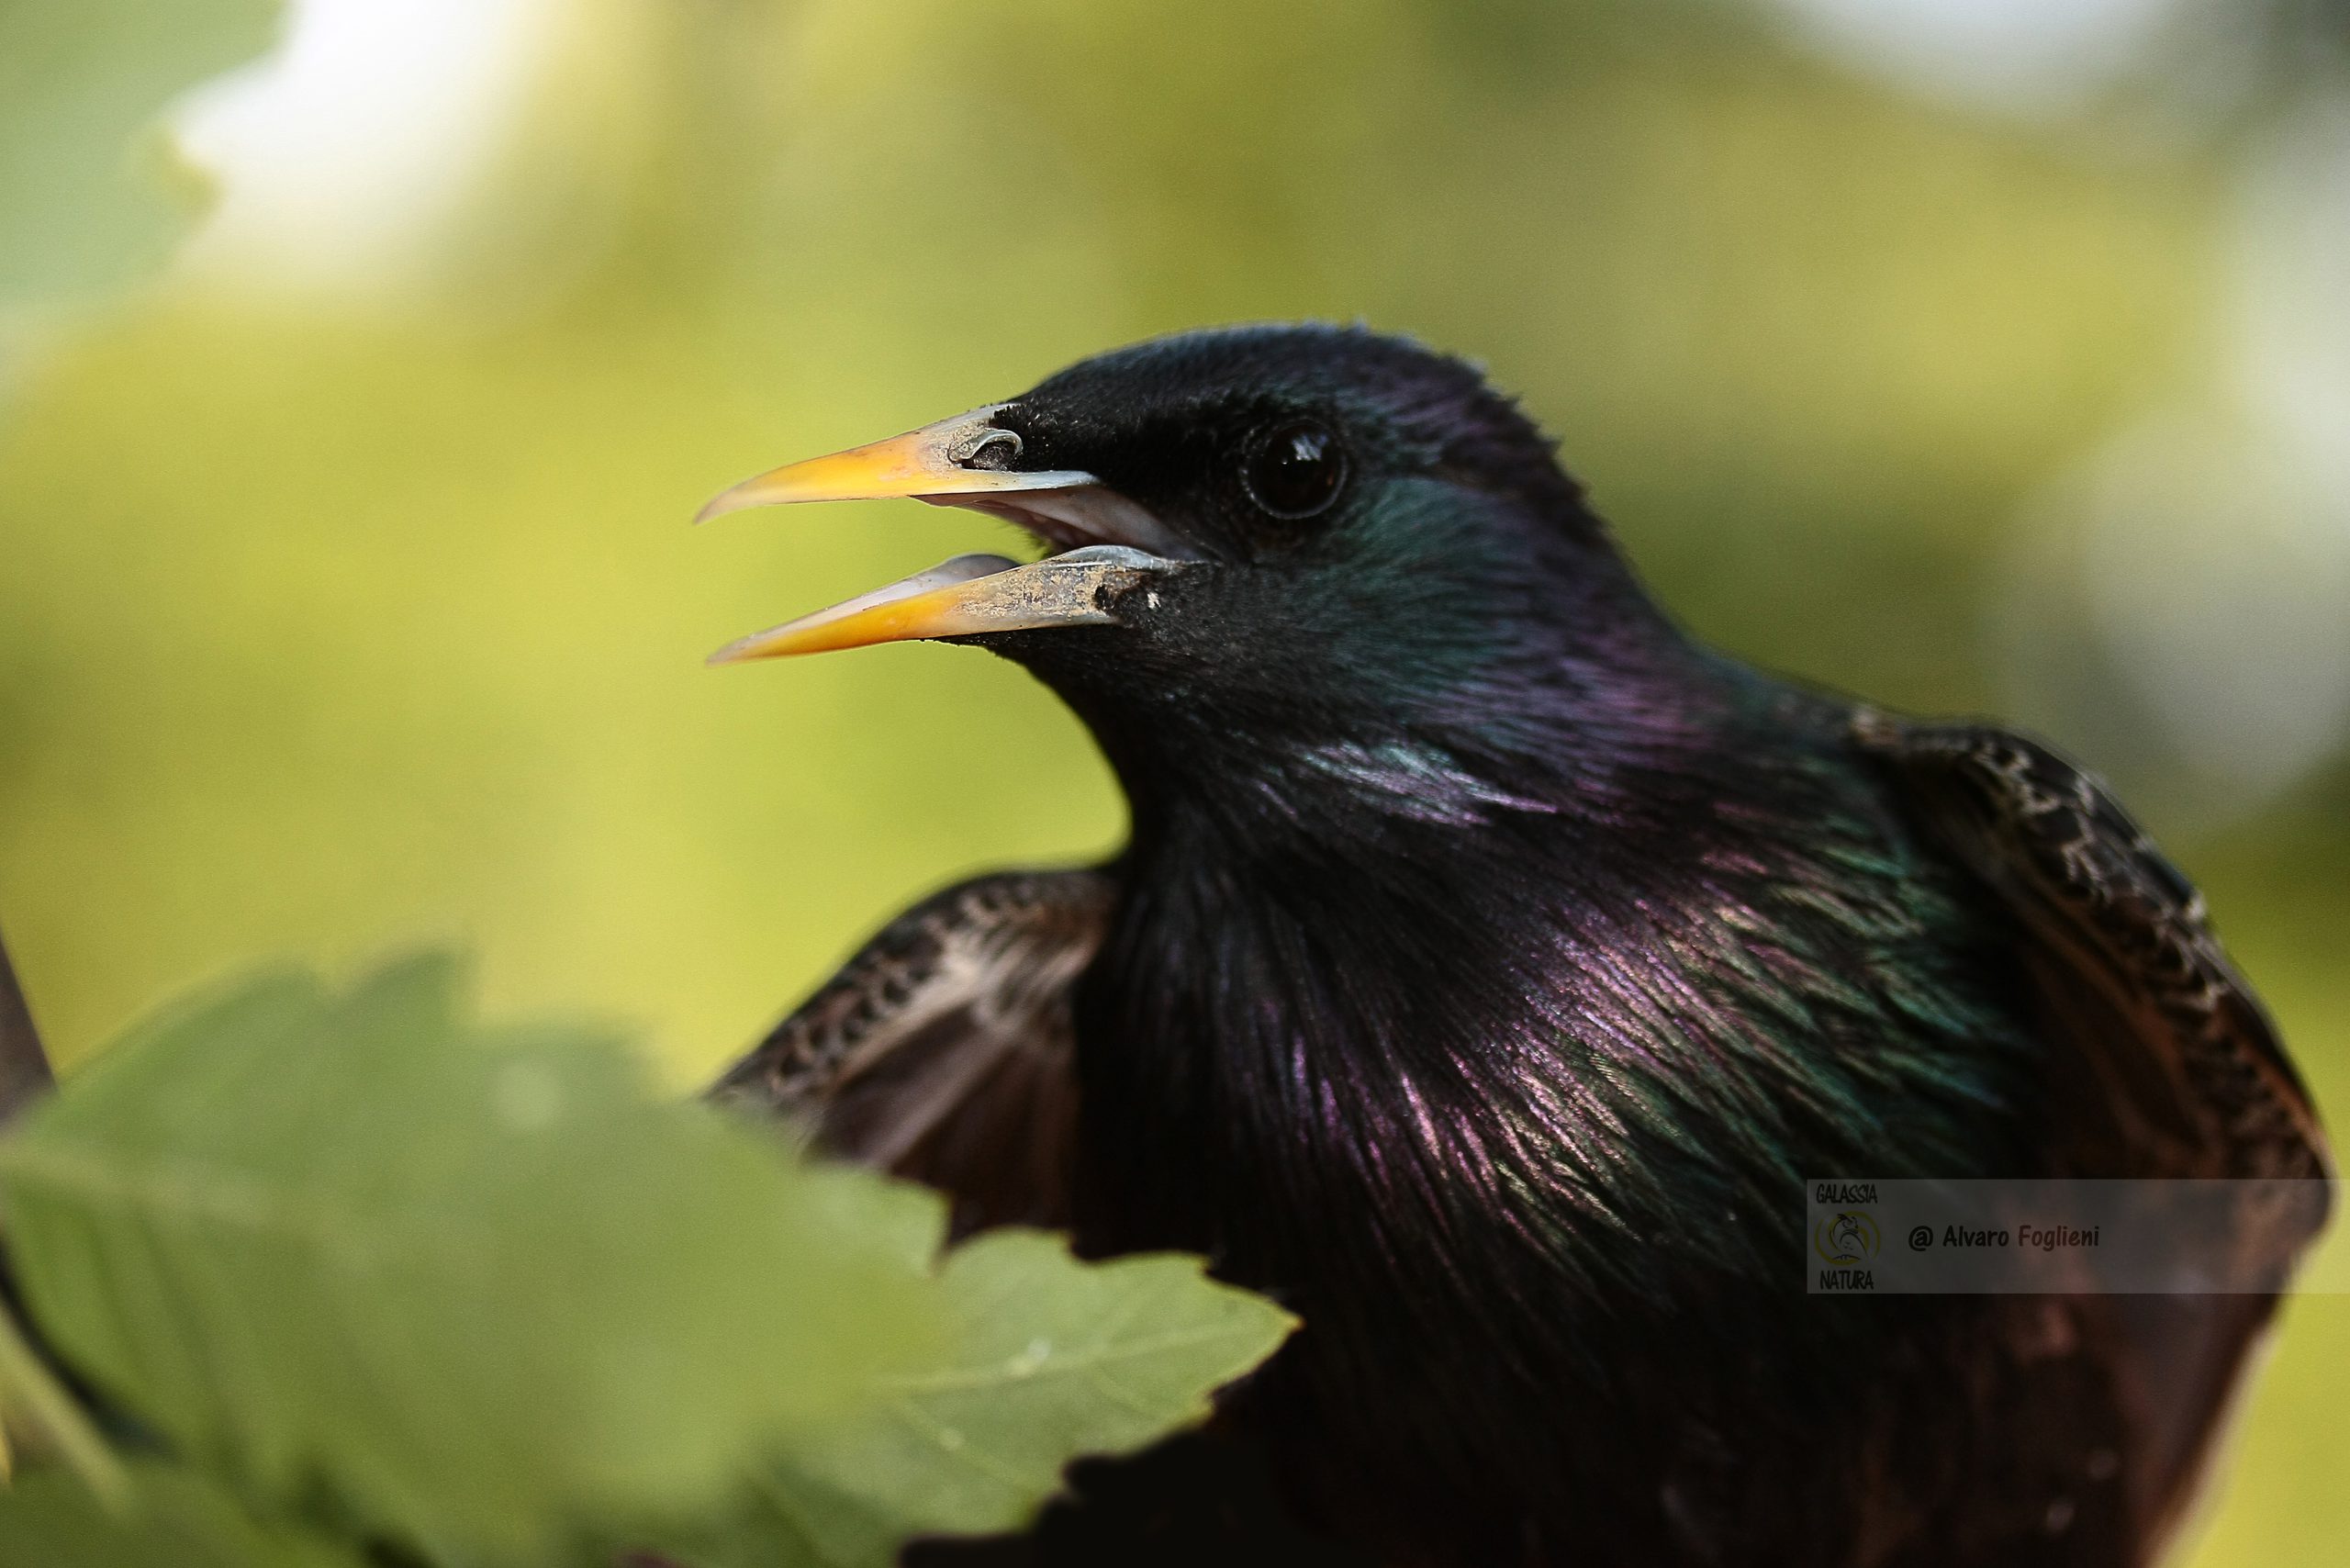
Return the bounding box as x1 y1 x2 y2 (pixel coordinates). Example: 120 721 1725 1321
1813 1209 1881 1266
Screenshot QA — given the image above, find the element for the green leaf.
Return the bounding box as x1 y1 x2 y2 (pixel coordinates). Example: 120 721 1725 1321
0 952 1292 1567
0 955 935 1566
682 1232 1297 1567
0 1295 128 1508
0 0 281 323
0 1462 361 1568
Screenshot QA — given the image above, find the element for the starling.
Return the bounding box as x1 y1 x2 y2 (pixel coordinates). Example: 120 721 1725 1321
703 326 2332 1568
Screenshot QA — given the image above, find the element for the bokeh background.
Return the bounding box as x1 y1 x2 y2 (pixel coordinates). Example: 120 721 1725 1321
2 0 2344 1557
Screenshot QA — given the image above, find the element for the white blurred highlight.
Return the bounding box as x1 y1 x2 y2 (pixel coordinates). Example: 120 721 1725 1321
1766 0 2185 115
2073 419 2350 797
173 0 555 293
2001 100 2350 810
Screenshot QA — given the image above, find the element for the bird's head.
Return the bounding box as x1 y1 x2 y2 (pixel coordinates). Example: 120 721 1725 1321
702 325 1695 811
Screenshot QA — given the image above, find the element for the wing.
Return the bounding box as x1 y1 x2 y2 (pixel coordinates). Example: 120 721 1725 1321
710 868 1116 1237
1852 710 2333 1557
1852 710 2328 1184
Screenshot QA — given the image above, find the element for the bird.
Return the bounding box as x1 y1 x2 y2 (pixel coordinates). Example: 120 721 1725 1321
699 324 2333 1568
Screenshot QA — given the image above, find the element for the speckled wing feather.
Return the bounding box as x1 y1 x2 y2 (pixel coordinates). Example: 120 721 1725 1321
1853 709 2333 1558
1852 710 2328 1184
710 869 1115 1235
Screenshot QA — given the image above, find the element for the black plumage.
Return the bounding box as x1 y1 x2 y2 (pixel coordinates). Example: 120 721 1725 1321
707 325 2331 1568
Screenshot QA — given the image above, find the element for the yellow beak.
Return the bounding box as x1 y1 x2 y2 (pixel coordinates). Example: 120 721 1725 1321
695 405 1096 522
699 406 1181 662
707 547 1161 663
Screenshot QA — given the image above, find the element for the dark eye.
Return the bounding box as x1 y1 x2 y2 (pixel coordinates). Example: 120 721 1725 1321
1241 419 1347 520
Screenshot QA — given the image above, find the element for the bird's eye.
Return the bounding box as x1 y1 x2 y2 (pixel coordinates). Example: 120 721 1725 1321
1241 420 1347 520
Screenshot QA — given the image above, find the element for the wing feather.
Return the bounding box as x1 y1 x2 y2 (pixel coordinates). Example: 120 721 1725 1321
1853 710 2332 1556
711 868 1115 1236
1852 710 2328 1183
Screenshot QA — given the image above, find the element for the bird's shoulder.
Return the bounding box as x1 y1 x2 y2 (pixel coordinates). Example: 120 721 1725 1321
710 867 1117 1235
1827 710 2333 1560
1848 707 2329 1182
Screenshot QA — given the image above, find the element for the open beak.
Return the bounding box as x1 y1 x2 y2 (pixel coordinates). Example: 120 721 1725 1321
699 405 1187 662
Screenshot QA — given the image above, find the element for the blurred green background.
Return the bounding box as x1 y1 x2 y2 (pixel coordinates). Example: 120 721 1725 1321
2 0 2344 1559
